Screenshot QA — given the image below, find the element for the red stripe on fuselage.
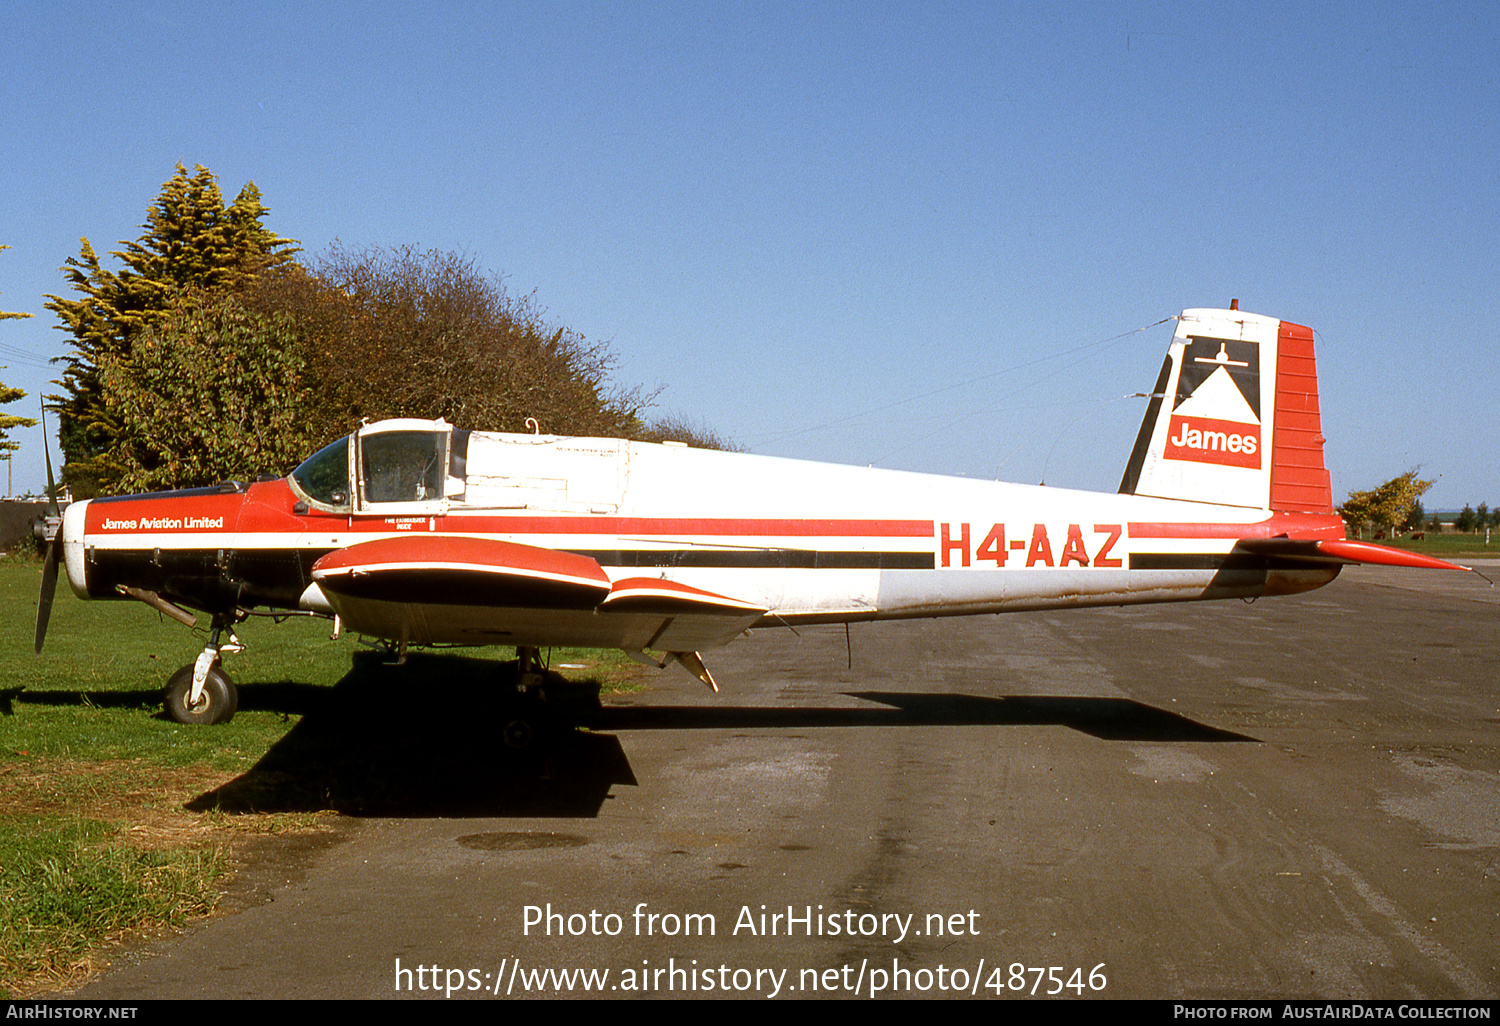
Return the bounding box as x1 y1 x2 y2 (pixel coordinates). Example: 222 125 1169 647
350 515 935 537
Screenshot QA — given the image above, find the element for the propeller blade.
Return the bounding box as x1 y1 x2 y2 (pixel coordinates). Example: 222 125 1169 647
34 405 65 655
35 524 61 655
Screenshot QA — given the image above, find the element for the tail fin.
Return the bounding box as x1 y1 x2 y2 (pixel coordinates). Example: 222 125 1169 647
1119 307 1333 513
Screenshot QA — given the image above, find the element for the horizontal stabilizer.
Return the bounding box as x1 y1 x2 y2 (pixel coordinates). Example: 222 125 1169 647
1310 539 1475 572
1238 537 1475 572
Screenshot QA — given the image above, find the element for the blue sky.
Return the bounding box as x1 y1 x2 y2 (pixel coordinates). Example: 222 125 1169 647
1 1 1495 508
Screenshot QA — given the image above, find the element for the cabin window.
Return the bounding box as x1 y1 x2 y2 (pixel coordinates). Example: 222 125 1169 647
290 436 351 508
361 431 447 504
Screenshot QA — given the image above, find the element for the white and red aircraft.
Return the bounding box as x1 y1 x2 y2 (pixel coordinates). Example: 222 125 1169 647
35 306 1470 725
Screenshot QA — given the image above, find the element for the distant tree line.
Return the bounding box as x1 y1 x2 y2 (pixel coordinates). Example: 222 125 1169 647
45 165 726 497
1452 503 1498 533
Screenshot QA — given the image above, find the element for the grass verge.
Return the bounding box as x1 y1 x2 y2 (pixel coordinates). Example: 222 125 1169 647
0 815 224 994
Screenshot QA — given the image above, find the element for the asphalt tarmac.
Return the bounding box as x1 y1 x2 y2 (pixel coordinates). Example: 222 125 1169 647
72 563 1498 1000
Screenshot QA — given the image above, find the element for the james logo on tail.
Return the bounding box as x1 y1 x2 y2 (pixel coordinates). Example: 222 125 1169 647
1165 337 1261 469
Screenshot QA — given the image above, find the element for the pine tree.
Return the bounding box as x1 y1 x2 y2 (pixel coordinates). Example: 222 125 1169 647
0 245 39 466
46 165 297 495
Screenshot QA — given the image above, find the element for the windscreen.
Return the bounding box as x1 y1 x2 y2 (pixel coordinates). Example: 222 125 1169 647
290 435 351 507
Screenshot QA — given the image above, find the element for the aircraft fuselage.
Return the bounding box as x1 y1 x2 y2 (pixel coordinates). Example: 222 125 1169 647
63 437 1346 651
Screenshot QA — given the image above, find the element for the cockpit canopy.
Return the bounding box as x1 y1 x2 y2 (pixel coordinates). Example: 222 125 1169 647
289 419 468 513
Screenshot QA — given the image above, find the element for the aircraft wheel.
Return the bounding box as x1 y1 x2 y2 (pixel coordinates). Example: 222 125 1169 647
164 664 238 725
501 717 535 750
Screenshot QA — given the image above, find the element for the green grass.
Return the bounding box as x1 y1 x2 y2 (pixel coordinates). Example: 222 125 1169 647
1 551 354 769
0 554 645 996
0 817 224 993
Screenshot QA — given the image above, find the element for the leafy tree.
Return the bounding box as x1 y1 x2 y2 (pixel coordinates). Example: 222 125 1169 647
46 165 297 495
244 246 650 442
1403 499 1425 534
1455 505 1477 533
92 294 323 492
1478 503 1491 534
1337 470 1434 538
0 245 38 465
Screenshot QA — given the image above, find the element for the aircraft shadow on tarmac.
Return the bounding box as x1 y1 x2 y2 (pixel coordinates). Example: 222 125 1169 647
13 653 1255 818
185 652 636 818
598 692 1258 743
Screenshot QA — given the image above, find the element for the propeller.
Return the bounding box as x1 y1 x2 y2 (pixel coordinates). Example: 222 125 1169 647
34 406 61 655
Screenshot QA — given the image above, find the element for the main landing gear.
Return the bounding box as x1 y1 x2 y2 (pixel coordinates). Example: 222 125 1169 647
500 646 600 750
163 615 243 726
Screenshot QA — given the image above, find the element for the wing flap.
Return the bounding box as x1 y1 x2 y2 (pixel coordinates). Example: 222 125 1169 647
600 577 767 614
604 577 766 652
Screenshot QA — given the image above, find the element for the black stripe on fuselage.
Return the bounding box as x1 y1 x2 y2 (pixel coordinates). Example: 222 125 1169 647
100 543 1328 580
571 550 935 570
94 543 1330 615
1128 552 1321 571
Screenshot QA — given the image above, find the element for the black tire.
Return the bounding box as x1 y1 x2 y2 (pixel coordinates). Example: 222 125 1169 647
502 718 535 750
164 663 238 725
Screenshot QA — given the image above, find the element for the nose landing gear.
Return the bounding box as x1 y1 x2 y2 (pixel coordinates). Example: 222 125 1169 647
163 616 244 726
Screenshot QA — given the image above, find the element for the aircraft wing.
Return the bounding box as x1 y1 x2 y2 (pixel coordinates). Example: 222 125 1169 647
309 536 766 655
311 536 614 608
